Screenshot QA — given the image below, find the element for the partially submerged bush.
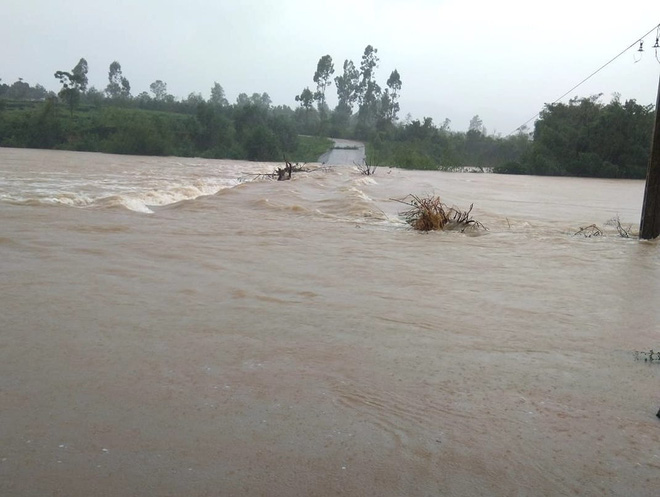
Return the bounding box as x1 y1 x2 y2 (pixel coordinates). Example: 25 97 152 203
356 158 377 176
355 151 378 176
574 216 635 238
605 215 634 238
397 195 487 232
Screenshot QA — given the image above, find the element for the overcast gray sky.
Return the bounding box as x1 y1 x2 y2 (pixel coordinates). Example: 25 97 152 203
3 0 660 133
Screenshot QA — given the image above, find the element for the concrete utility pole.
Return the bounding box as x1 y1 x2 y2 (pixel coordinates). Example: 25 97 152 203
640 73 660 240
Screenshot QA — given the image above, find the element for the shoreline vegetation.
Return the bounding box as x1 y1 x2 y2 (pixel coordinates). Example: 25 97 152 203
0 47 655 178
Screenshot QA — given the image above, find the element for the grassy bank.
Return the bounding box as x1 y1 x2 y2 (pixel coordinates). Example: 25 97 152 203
289 135 333 163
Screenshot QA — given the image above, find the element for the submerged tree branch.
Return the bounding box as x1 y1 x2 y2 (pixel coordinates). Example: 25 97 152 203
394 194 487 232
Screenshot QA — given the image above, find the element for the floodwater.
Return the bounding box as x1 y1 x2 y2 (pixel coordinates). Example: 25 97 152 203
1 147 659 497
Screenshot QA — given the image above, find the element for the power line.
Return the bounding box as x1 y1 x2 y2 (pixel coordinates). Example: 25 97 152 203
507 22 660 137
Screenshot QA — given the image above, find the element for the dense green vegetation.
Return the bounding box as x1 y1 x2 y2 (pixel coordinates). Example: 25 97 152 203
499 95 655 178
0 98 332 162
0 59 330 162
367 117 532 172
367 97 655 179
1 52 656 177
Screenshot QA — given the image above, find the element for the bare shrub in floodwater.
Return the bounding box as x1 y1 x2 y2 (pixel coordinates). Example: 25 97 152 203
397 195 487 232
276 160 309 181
246 161 311 181
574 216 635 238
605 215 634 238
355 155 378 176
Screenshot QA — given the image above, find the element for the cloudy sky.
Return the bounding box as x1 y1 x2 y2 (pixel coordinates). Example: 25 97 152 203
3 0 660 133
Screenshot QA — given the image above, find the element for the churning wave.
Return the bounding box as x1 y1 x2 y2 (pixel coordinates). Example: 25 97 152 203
0 177 245 213
0 156 278 213
245 167 399 225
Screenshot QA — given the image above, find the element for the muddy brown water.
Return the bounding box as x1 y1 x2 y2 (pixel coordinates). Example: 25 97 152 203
1 147 659 496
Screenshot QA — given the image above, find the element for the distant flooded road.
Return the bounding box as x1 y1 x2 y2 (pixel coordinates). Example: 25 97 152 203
319 138 366 165
1 147 659 497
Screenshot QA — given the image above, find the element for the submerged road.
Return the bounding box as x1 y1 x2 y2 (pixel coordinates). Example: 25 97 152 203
318 138 366 166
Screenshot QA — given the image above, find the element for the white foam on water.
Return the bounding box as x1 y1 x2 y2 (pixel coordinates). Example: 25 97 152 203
352 176 378 186
0 151 272 213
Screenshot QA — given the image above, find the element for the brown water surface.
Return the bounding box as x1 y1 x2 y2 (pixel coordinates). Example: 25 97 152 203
1 148 659 496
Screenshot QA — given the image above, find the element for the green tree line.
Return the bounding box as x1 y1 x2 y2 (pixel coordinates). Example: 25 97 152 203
361 96 654 178
367 116 532 171
497 94 655 178
0 59 330 161
1 53 656 177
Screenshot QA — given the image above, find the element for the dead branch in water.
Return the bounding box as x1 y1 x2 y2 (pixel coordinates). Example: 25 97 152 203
605 215 634 238
355 157 377 176
573 224 603 237
354 149 379 176
242 160 312 181
574 218 636 238
275 160 313 180
394 194 487 232
276 160 294 181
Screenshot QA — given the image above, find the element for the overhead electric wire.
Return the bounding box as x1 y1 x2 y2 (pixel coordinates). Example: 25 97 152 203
507 22 660 137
